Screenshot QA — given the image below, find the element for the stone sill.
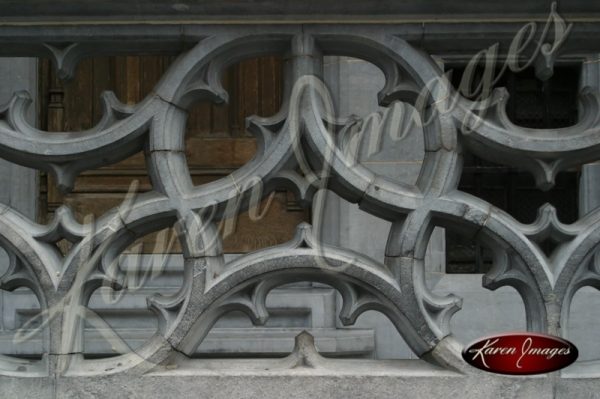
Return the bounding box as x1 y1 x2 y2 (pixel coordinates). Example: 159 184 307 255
1 1 599 23
0 327 375 357
0 370 588 399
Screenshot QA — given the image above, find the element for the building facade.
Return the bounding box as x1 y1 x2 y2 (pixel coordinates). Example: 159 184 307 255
0 1 600 397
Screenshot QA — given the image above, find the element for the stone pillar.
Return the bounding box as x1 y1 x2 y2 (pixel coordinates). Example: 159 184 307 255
0 58 38 331
322 56 445 358
579 56 600 217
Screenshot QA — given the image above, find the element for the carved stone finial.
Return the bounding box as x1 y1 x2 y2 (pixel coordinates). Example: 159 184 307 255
288 331 323 369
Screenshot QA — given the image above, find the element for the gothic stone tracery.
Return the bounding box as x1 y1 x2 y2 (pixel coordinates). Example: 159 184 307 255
0 26 598 379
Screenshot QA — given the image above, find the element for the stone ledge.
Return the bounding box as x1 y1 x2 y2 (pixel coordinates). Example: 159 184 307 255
0 0 599 23
1 352 593 399
0 370 574 399
0 328 375 357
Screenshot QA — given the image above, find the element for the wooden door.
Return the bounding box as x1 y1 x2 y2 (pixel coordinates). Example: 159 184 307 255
38 55 309 254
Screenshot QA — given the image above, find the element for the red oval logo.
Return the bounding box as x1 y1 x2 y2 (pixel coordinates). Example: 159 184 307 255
462 332 578 375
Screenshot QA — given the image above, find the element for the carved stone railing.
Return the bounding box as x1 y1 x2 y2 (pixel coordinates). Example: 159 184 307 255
0 15 600 394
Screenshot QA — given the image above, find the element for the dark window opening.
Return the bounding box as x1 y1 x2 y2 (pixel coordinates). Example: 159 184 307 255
445 64 581 273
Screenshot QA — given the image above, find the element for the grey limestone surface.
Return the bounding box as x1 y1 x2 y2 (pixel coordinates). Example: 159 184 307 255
0 13 599 399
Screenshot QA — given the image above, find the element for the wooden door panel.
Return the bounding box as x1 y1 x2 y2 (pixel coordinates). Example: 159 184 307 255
39 55 307 253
